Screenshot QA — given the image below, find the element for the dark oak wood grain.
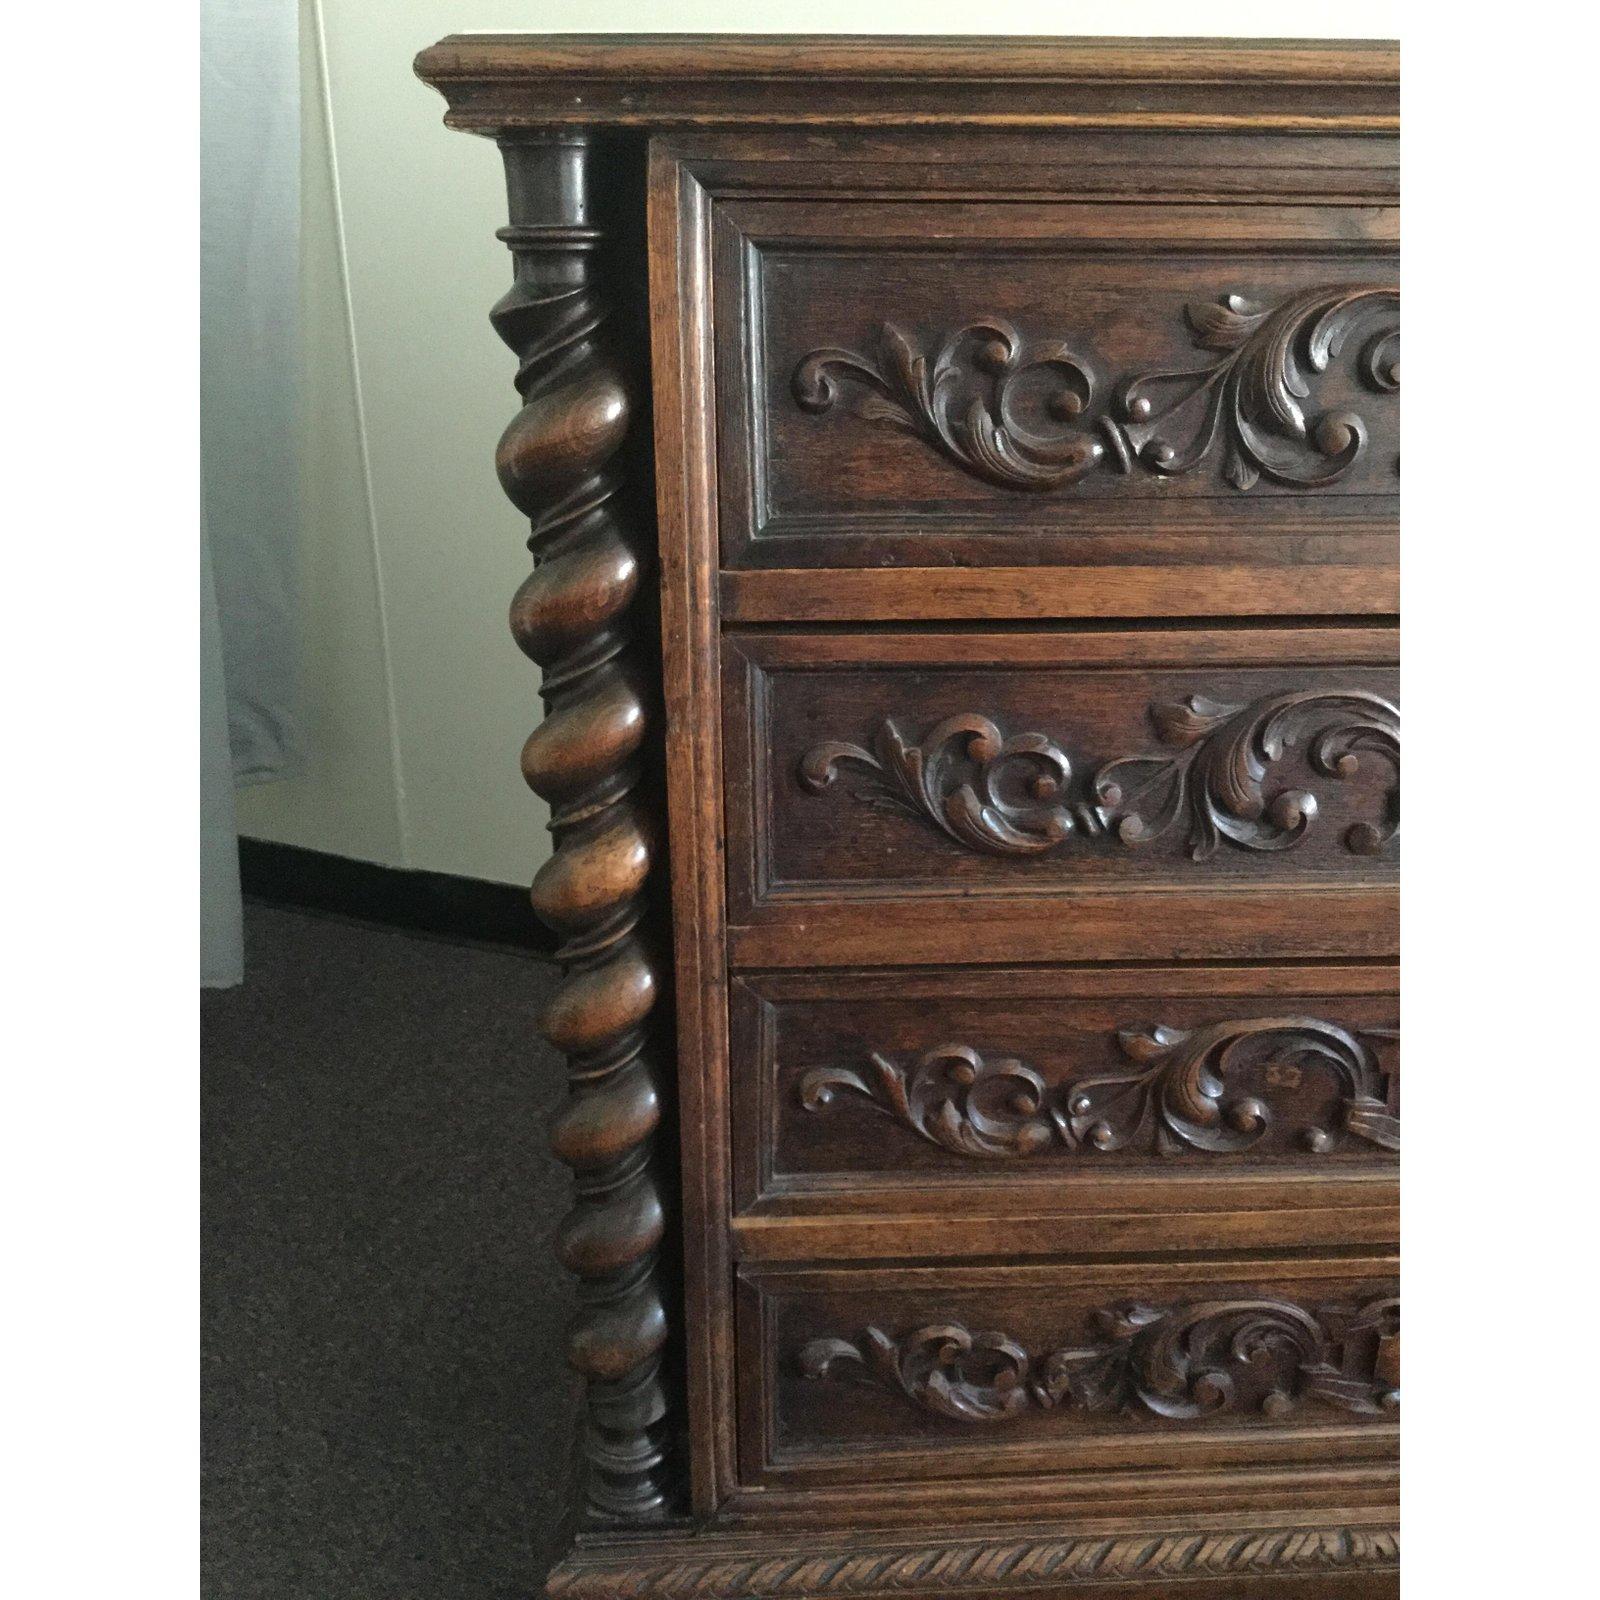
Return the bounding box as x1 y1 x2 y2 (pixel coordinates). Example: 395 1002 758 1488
738 1258 1398 1490
715 201 1398 569
415 33 1400 1600
719 564 1401 623
733 968 1397 1198
415 35 1399 131
723 629 1399 968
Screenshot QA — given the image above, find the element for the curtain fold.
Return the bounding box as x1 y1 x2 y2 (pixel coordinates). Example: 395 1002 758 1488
201 519 245 986
200 0 301 983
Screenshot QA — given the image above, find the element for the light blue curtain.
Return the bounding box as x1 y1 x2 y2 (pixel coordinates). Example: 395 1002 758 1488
202 519 245 987
200 0 301 984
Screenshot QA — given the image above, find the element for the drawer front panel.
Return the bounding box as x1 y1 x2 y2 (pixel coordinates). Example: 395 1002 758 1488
715 199 1398 573
731 967 1397 1214
726 629 1398 927
738 1258 1398 1488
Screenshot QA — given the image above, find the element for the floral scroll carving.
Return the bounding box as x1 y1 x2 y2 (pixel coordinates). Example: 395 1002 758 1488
1091 690 1400 860
793 320 1104 491
792 285 1398 493
798 1018 1398 1160
799 691 1399 863
798 715 1087 856
798 1295 1400 1425
1109 287 1400 490
801 1045 1062 1158
1063 1018 1398 1155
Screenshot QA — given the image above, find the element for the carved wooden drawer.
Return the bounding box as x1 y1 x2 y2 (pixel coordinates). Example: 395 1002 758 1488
735 1257 1398 1495
724 627 1398 967
728 966 1397 1258
714 195 1398 615
420 35 1404 1598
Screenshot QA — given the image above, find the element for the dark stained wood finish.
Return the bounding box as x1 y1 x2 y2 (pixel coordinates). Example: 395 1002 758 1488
720 564 1400 624
547 1514 1398 1600
729 963 1399 1264
415 35 1399 131
733 965 1397 1202
716 201 1398 571
646 139 739 1519
738 1257 1397 1491
491 136 672 1523
415 34 1400 1600
724 628 1398 965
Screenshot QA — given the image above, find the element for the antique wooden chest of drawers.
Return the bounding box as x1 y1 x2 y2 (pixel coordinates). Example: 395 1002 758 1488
417 34 1400 1600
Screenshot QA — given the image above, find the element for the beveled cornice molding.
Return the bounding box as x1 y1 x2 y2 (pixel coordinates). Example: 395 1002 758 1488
415 35 1398 134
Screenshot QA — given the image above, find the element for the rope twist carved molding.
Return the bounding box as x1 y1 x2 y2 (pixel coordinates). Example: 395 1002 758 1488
799 1295 1400 1426
799 691 1400 861
799 1018 1398 1160
545 1523 1400 1600
492 138 670 1522
792 286 1399 493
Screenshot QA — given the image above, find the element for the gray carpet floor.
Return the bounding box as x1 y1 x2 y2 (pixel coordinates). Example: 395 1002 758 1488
202 903 576 1600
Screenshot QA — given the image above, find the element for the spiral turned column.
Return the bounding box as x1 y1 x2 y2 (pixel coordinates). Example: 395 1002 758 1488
490 135 670 1522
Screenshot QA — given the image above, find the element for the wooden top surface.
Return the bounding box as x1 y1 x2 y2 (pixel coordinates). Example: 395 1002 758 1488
414 35 1399 134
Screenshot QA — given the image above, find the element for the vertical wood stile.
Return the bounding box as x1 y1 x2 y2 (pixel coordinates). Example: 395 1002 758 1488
490 133 670 1523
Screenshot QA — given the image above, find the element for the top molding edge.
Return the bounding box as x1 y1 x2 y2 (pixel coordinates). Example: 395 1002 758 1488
413 34 1400 135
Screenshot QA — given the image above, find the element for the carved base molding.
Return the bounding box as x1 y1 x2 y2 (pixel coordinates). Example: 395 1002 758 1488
547 1515 1399 1600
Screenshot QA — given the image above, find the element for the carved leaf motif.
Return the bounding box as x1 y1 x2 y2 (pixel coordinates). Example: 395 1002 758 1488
798 1295 1400 1425
800 1046 1061 1159
800 1018 1397 1161
798 715 1081 856
1183 293 1260 351
1092 690 1400 860
1071 1016 1398 1156
792 285 1398 493
793 319 1104 490
1104 284 1398 489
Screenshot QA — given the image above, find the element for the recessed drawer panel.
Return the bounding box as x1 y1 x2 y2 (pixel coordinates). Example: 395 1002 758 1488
730 966 1397 1243
723 628 1398 966
715 198 1398 584
737 1257 1398 1490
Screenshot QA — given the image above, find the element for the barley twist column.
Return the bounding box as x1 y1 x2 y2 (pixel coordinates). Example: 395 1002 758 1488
490 135 670 1522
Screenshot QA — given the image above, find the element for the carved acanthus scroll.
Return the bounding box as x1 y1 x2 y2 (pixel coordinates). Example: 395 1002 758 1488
798 715 1085 855
794 320 1104 490
799 691 1400 862
799 1019 1398 1160
801 1045 1061 1158
793 286 1399 492
799 1295 1400 1424
1109 287 1400 489
1091 691 1400 860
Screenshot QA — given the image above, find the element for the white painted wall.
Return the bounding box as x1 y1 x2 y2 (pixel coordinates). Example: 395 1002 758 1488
239 1 1399 886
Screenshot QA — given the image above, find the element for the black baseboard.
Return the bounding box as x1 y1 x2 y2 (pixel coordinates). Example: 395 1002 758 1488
238 838 555 955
